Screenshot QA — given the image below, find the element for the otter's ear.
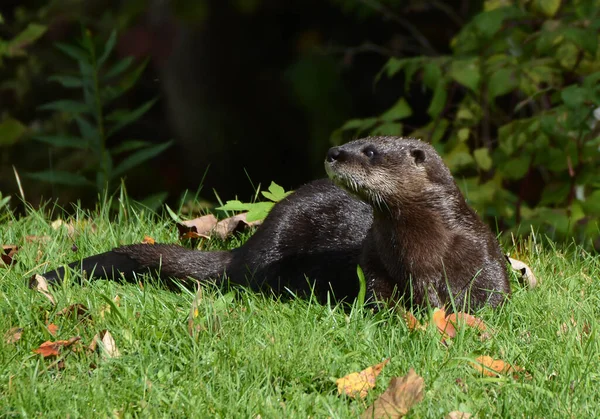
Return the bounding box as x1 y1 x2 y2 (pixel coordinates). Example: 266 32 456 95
410 148 426 164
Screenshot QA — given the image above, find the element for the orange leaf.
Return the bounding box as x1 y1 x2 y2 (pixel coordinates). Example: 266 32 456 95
361 368 425 418
336 359 390 399
403 312 425 332
47 323 59 336
471 355 527 378
433 309 456 338
142 235 155 245
447 313 487 332
34 336 81 358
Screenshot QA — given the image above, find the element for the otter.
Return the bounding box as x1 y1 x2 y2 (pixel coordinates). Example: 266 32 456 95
38 136 510 310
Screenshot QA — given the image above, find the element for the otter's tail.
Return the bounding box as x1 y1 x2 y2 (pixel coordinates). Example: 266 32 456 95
36 244 232 289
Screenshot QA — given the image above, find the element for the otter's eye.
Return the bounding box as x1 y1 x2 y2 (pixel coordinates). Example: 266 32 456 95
362 147 376 158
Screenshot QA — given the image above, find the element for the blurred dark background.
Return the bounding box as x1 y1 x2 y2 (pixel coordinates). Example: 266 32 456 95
0 0 476 205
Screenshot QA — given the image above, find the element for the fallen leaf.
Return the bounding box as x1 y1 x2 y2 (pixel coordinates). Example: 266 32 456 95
142 235 155 245
446 411 472 419
47 323 59 336
471 355 528 379
433 309 456 338
403 311 426 332
30 274 56 305
1 244 18 266
508 257 537 288
362 368 425 419
4 327 23 344
447 312 487 332
24 235 51 243
336 359 390 399
213 213 262 240
176 214 217 241
90 330 120 358
33 336 81 358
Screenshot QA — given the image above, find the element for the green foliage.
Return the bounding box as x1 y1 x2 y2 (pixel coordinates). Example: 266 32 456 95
336 0 600 245
356 265 366 307
0 17 47 146
217 181 293 222
31 29 172 192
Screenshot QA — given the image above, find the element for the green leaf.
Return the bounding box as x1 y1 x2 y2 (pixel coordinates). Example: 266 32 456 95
98 30 117 65
111 140 151 154
48 75 84 88
379 98 412 122
422 62 442 90
102 60 148 104
26 171 93 186
6 23 47 56
112 140 173 179
32 135 89 149
356 265 366 307
562 27 598 56
216 200 251 212
370 122 403 136
534 0 561 17
103 56 134 80
427 79 448 118
473 147 493 171
340 117 378 132
561 86 587 109
56 42 89 62
382 57 404 78
246 202 275 222
216 201 274 222
501 155 530 179
0 118 26 146
39 100 90 114
261 182 292 202
488 68 518 99
74 116 99 144
450 58 481 92
106 98 157 136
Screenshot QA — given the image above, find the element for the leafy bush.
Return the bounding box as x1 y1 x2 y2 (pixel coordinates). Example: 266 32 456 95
334 0 600 245
31 29 172 192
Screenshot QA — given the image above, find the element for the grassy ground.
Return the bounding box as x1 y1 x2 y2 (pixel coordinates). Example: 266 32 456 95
1 203 599 418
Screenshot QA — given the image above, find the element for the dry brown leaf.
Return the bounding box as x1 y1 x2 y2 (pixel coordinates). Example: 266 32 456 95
213 213 263 240
1 244 18 266
336 359 390 399
446 411 472 419
508 257 537 288
33 336 81 358
142 235 155 245
30 274 56 305
47 323 59 336
176 214 217 241
471 355 528 379
4 327 23 344
361 368 425 419
90 330 120 358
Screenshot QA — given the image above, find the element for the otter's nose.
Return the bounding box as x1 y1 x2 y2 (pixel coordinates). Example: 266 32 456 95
326 147 342 163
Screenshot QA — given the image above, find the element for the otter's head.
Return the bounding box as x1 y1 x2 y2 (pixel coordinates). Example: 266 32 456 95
325 136 455 209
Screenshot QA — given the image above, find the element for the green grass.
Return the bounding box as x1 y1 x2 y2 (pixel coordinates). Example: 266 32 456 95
1 204 599 418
